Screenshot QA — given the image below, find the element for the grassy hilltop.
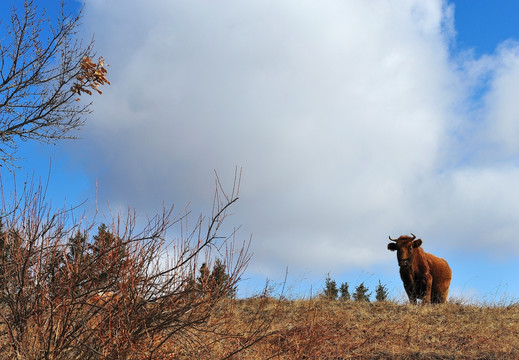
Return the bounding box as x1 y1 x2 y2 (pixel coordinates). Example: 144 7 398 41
171 297 519 359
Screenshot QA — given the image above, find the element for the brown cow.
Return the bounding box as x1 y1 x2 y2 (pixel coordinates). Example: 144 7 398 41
387 233 452 304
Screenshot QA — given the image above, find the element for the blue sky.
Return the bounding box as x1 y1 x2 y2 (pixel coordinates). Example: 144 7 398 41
3 0 519 303
453 0 519 56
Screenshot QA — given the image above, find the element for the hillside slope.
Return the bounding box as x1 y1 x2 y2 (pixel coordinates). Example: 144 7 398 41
224 298 519 359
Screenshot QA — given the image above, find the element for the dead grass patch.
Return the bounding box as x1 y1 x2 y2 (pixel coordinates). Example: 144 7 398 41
206 298 519 359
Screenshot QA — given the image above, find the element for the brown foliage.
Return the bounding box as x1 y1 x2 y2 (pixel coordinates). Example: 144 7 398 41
0 171 274 359
71 57 110 99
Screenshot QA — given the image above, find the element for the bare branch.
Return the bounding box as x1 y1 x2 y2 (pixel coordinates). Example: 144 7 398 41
0 171 275 359
0 1 109 168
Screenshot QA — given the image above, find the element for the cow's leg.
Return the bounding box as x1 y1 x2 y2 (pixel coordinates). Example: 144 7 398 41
422 273 433 304
434 288 449 304
404 284 417 304
431 290 440 304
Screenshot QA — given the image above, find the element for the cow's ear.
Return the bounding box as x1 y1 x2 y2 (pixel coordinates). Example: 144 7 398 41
412 239 423 248
387 243 398 251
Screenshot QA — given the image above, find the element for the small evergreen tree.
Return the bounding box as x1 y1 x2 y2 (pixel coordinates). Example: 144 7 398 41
210 258 236 298
91 224 129 290
323 273 338 300
196 263 211 291
196 259 236 298
353 282 371 302
375 280 389 302
339 282 350 301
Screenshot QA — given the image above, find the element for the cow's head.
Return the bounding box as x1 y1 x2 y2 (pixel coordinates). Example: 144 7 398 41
387 233 422 268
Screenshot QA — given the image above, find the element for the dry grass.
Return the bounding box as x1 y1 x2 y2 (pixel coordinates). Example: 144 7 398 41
193 297 519 359
3 295 519 359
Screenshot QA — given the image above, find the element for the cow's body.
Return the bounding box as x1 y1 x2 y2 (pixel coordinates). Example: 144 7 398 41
388 234 451 304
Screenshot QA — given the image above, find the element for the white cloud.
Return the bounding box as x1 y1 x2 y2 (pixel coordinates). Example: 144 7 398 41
484 42 519 154
75 0 519 279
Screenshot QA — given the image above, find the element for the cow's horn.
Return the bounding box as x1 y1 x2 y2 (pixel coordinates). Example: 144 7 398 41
389 235 398 241
410 233 416 240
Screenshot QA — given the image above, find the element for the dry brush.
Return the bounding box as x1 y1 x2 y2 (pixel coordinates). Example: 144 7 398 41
0 172 275 359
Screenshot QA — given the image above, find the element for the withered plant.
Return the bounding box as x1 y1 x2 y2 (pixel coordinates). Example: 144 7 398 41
0 170 273 359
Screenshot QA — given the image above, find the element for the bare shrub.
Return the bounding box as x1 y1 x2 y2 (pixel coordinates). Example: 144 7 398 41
0 171 269 359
